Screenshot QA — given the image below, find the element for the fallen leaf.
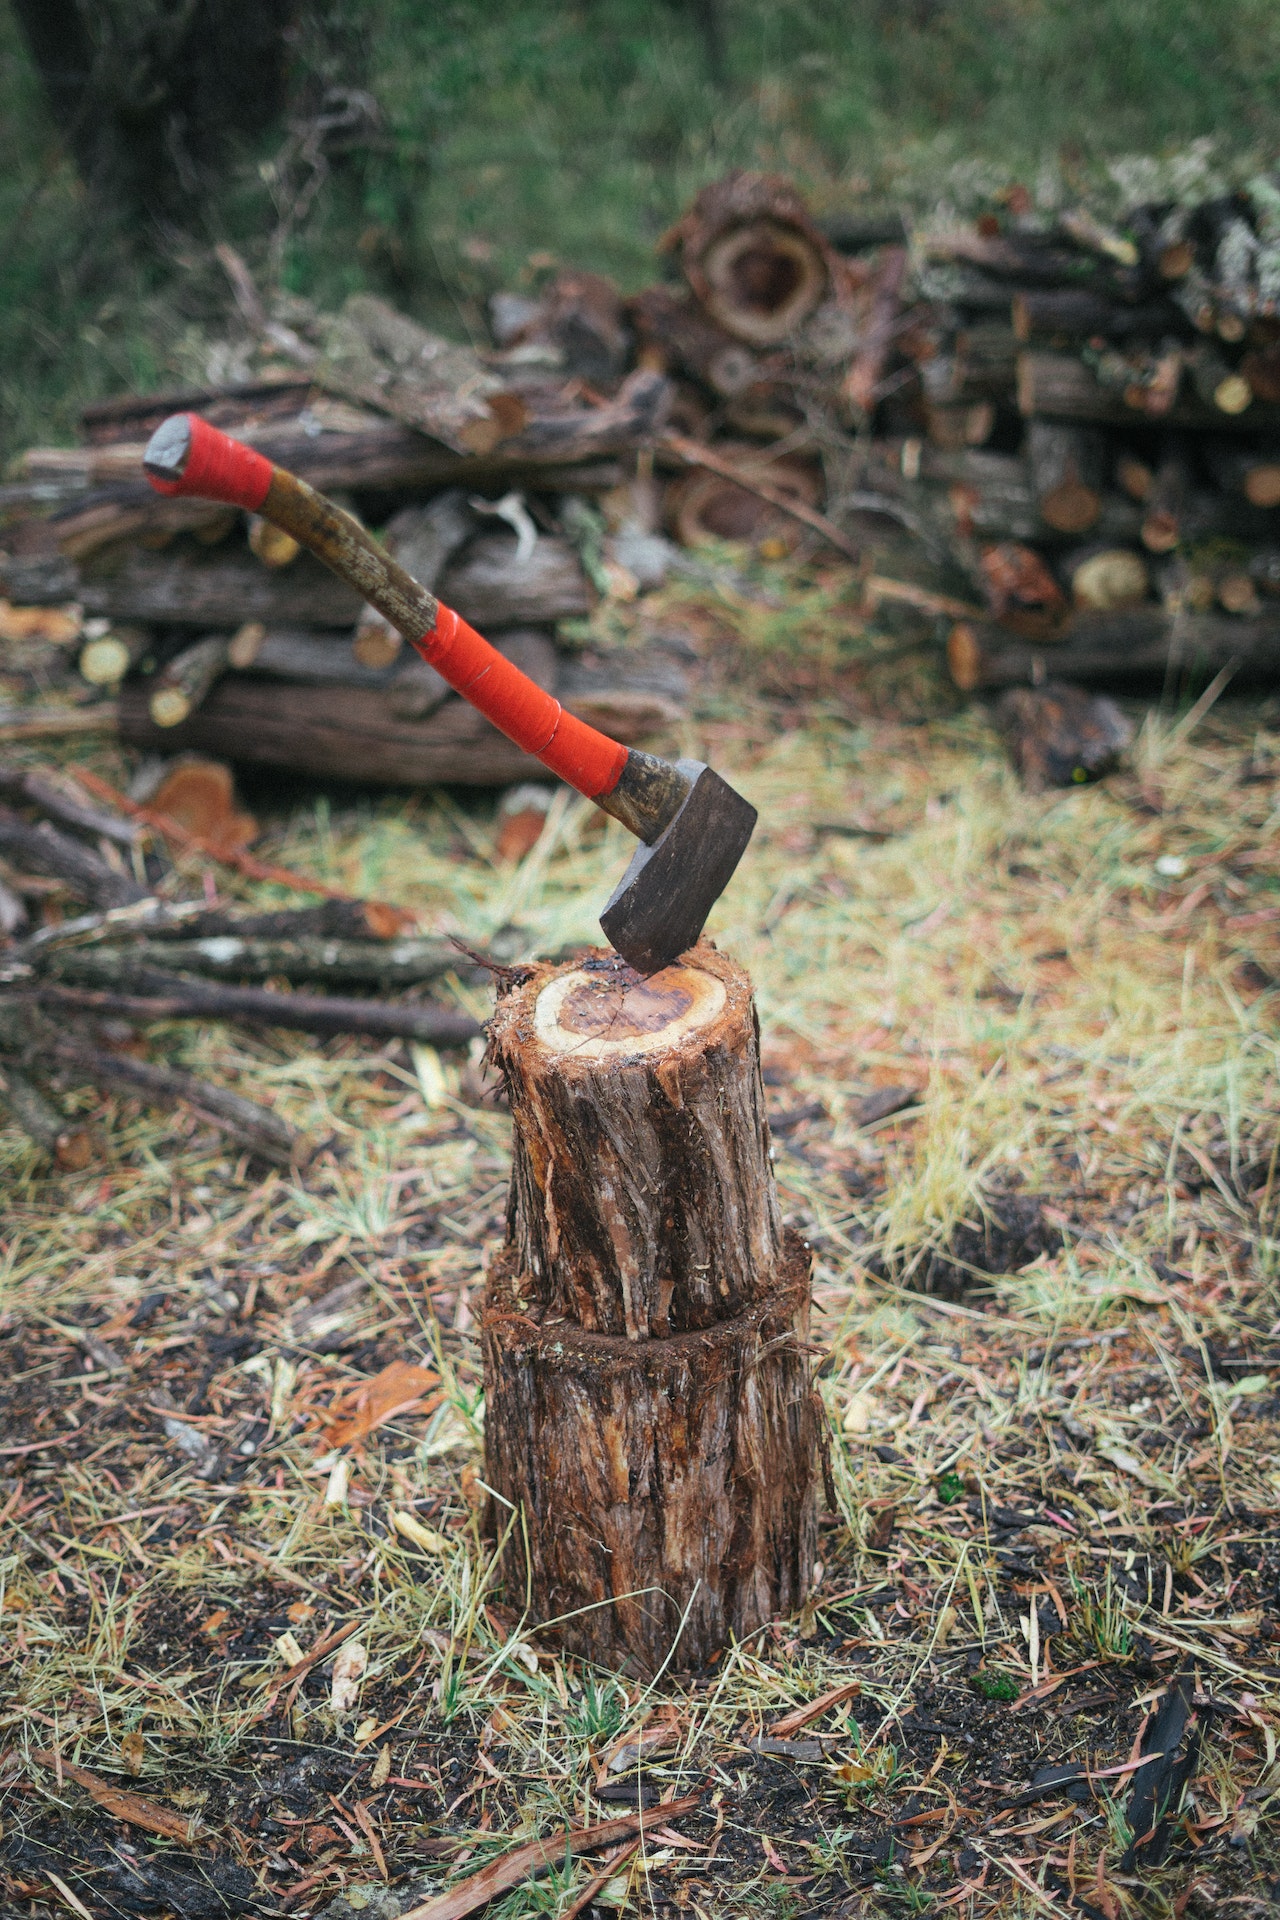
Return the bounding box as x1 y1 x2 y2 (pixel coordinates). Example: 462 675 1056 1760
120 1731 144 1777
319 1359 442 1448
842 1394 876 1435
370 1746 392 1791
200 1609 229 1636
33 1751 200 1843
331 1640 368 1714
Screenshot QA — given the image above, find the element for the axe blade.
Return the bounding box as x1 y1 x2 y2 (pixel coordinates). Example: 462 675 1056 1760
598 762 757 974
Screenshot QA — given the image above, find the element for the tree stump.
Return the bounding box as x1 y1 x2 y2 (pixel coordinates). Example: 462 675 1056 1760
483 942 818 1673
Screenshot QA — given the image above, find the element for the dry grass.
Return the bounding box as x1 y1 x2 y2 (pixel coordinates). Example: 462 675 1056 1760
2 578 1280 1917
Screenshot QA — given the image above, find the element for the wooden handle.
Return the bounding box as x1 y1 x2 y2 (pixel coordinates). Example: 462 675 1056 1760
143 413 630 803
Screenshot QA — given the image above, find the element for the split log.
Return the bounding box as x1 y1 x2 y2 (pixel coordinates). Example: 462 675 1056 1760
661 170 832 346
30 973 482 1046
995 683 1133 790
0 809 146 910
948 607 1280 690
19 374 670 503
483 944 818 1671
1025 422 1105 533
1017 350 1280 431
310 294 527 454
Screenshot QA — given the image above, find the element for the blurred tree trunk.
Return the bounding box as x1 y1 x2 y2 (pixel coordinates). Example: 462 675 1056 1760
10 0 299 224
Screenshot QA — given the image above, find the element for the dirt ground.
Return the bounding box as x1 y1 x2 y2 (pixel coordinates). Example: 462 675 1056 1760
2 565 1279 1917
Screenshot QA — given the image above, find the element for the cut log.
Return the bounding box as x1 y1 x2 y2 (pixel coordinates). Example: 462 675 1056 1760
1011 290 1187 343
40 529 593 629
667 450 822 550
247 515 300 568
1018 350 1280 431
1025 422 1105 533
662 170 832 347
149 634 233 728
311 294 526 454
625 286 768 398
995 683 1133 791
116 648 680 788
148 760 257 853
79 622 150 687
977 542 1066 634
1202 441 1280 509
948 607 1280 690
483 944 818 1671
1065 548 1150 611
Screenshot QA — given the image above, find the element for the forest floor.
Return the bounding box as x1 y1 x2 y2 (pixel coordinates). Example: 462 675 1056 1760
2 562 1280 1918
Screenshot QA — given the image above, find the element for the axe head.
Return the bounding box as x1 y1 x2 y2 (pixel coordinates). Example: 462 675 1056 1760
598 760 757 973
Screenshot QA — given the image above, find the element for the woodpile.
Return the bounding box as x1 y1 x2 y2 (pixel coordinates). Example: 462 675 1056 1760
0 759 484 1167
8 167 1280 804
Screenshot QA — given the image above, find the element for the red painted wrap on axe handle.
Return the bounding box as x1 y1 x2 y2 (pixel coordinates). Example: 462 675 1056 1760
416 607 628 798
147 413 274 511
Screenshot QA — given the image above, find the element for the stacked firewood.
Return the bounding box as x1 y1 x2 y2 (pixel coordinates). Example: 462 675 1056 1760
0 760 489 1168
851 183 1280 692
7 164 1280 789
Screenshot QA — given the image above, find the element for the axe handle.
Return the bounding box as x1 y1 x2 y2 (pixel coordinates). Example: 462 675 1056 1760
143 414 686 838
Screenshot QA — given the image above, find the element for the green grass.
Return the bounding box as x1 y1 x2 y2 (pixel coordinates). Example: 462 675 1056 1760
5 0 1280 461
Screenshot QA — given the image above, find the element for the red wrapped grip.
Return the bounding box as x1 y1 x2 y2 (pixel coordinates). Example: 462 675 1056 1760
416 607 627 799
146 414 274 512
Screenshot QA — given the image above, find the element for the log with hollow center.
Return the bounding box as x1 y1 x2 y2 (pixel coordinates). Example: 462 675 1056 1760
482 942 818 1673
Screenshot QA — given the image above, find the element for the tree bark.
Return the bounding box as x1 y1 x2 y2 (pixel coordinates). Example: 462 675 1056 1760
482 943 818 1672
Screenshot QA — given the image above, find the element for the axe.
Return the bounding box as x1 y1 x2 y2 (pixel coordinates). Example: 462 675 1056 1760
142 415 755 973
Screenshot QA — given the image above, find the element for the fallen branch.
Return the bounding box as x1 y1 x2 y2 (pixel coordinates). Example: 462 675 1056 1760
397 1792 704 1920
44 934 467 990
52 1041 307 1167
29 976 482 1046
0 808 146 911
0 705 119 742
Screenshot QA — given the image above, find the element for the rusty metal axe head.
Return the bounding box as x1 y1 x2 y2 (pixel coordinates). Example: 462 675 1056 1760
598 758 756 974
